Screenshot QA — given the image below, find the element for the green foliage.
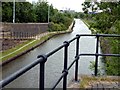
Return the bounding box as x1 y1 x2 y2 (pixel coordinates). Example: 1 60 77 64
74 12 86 19
62 16 72 27
2 1 73 31
2 2 37 22
15 2 36 22
51 12 64 23
49 8 73 31
106 57 120 76
35 2 49 22
82 2 99 14
114 20 120 34
82 1 120 33
82 1 120 76
48 22 67 32
104 37 120 76
2 2 13 22
89 61 102 75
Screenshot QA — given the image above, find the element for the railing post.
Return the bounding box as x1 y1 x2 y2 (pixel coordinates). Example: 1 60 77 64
63 41 69 90
37 55 47 90
75 35 80 81
95 34 99 76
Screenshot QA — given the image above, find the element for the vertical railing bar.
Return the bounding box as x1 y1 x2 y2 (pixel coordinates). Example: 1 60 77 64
1 34 120 90
37 55 47 90
75 35 80 81
63 41 69 90
95 35 99 76
40 63 45 90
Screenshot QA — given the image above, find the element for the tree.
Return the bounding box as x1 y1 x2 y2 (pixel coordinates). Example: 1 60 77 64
82 2 98 14
2 2 36 23
35 1 49 22
82 1 120 75
2 2 13 22
2 1 73 32
82 1 120 33
15 2 36 23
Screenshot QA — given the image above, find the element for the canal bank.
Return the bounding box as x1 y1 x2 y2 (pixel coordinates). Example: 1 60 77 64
1 19 103 88
82 19 119 76
1 21 75 66
81 19 106 75
81 19 97 34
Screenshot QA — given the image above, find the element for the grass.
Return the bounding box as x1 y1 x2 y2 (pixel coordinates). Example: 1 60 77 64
82 19 99 34
0 31 70 62
1 33 56 62
1 40 40 62
0 21 74 63
2 40 32 55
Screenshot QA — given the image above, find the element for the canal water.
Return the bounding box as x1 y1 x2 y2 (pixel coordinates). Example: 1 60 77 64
2 19 103 88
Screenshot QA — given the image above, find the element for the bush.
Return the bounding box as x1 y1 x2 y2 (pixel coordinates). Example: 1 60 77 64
49 11 73 32
59 23 67 30
49 22 63 31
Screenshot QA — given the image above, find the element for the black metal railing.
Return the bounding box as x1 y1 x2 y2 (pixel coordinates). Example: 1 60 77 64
0 34 120 90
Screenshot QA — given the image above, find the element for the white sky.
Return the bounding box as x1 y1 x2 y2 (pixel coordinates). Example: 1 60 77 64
26 0 85 12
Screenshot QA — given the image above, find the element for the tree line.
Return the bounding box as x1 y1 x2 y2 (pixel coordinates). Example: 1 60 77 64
2 1 74 31
81 1 120 76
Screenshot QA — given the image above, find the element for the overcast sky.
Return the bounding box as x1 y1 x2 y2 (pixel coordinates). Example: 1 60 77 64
26 0 85 12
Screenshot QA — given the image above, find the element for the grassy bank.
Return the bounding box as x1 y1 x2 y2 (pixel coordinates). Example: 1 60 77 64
0 21 74 63
82 19 100 34
1 33 54 62
82 19 120 76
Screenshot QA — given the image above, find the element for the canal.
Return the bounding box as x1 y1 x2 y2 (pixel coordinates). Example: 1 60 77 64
2 19 102 88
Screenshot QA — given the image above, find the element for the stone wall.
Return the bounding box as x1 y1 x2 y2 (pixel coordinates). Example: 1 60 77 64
0 23 48 51
1 23 48 39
